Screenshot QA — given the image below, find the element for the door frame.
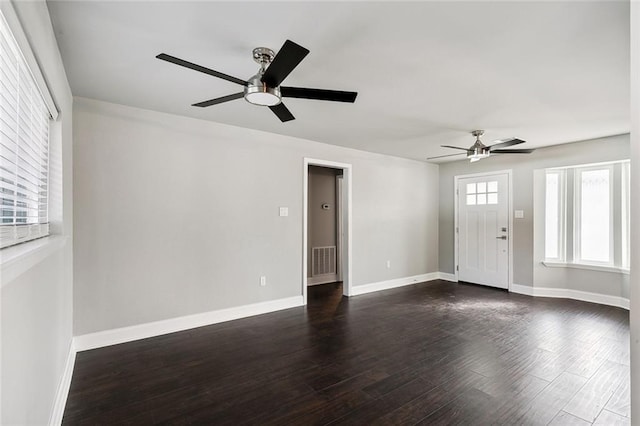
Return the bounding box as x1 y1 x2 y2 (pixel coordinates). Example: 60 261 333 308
454 169 513 291
336 175 344 282
303 158 352 304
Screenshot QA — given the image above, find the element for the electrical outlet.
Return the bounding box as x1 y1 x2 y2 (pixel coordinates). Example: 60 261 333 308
386 260 391 268
260 276 267 287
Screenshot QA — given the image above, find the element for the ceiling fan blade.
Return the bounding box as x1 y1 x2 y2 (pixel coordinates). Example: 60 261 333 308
491 148 536 154
261 40 310 87
426 152 467 160
441 145 470 151
488 138 525 150
156 53 247 86
192 92 244 108
281 87 357 103
269 102 295 122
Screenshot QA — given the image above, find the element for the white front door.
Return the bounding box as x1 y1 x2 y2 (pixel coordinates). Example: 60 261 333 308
458 173 509 289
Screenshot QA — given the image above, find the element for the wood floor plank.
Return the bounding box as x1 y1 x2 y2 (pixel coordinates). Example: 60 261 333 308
593 409 630 426
549 410 592 426
562 360 628 422
493 371 587 425
62 280 629 425
369 369 488 424
415 387 496 425
606 370 631 418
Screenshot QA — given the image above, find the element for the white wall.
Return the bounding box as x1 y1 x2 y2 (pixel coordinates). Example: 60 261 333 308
438 135 630 298
0 0 74 424
73 97 439 335
629 1 639 422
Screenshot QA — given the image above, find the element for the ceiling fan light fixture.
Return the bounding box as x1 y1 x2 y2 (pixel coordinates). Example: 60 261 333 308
244 73 281 106
467 146 490 162
244 90 281 106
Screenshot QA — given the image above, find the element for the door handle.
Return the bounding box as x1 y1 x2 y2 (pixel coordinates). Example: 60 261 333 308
496 236 507 240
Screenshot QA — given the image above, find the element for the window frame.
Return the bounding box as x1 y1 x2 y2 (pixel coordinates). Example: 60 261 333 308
621 161 630 269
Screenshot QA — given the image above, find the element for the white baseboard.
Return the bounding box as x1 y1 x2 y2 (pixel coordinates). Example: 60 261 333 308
49 341 76 426
510 283 535 296
437 272 457 282
307 274 338 286
74 296 304 352
351 272 440 296
511 283 629 310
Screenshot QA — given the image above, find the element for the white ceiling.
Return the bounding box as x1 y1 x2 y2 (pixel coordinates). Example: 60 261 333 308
47 1 630 162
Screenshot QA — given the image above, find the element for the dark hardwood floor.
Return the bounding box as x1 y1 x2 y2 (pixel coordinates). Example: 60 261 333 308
63 281 630 425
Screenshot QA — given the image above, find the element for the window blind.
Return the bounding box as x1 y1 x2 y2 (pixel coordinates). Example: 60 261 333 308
0 11 50 249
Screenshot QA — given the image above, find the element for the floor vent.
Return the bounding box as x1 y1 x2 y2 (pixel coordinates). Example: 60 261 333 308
312 246 336 276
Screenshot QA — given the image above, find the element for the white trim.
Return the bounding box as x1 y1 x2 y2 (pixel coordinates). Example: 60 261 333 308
49 342 76 426
351 272 439 296
336 176 344 282
437 272 458 282
1 236 68 286
542 261 630 275
453 169 513 290
74 296 303 352
307 274 338 286
510 283 629 310
546 158 631 171
303 158 352 303
510 283 535 296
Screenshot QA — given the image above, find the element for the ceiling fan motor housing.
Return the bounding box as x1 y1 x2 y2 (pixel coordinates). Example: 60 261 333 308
244 47 282 106
244 73 282 106
469 130 490 160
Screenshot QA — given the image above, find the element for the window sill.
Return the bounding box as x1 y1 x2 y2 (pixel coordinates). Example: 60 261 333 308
1 235 69 287
542 261 629 275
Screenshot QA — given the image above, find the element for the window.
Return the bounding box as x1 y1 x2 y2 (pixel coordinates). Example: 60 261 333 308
575 166 612 265
544 160 629 270
0 11 51 249
466 180 498 206
544 170 564 261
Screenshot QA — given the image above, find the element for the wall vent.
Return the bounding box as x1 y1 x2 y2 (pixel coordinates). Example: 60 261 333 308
312 246 336 276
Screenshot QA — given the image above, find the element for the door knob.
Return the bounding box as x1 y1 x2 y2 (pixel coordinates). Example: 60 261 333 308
496 235 507 240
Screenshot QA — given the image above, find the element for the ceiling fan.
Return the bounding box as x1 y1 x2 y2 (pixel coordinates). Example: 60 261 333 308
427 130 535 162
156 40 358 123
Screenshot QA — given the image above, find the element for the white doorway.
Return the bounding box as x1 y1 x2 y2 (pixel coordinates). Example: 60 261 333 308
455 170 512 290
303 158 352 304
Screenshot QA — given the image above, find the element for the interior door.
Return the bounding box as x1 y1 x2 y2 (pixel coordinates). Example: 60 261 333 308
458 173 509 289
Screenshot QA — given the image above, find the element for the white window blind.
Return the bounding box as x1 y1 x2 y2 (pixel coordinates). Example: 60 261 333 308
0 11 50 249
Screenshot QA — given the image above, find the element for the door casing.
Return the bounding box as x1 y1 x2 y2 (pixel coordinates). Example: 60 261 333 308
303 158 352 304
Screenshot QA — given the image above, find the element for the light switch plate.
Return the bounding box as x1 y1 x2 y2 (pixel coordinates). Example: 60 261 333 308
515 210 524 219
279 207 288 217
